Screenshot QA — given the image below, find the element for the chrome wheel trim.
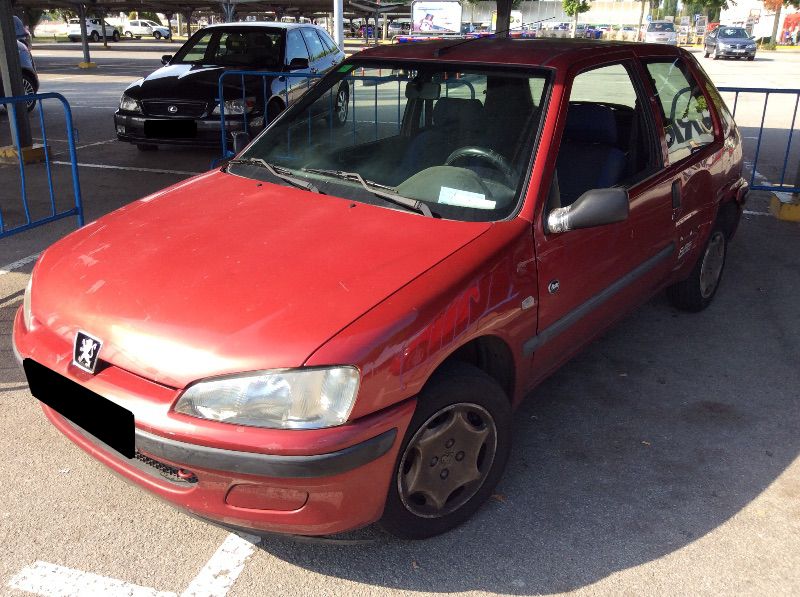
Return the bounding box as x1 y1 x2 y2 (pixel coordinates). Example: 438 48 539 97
699 231 725 299
397 403 497 519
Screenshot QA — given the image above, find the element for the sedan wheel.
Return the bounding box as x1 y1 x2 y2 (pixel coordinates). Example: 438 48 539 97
22 73 37 112
154 31 162 40
125 31 133 38
699 230 726 300
333 85 349 127
90 31 99 42
380 362 511 539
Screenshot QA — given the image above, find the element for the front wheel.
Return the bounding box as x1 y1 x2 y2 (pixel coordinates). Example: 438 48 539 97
332 84 349 127
125 31 133 38
667 224 727 312
747 56 755 61
379 362 512 539
90 31 99 42
153 31 162 40
21 72 37 112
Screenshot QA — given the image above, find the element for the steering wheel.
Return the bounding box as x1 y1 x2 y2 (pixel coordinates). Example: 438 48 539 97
445 146 517 188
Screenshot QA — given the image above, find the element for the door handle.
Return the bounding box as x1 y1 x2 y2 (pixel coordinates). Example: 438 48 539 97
671 179 681 210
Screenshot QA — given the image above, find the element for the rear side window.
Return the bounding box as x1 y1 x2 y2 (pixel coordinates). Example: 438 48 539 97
648 22 675 32
645 59 715 163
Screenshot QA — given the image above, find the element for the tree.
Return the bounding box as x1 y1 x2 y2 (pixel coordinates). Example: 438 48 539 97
765 0 800 47
563 0 590 38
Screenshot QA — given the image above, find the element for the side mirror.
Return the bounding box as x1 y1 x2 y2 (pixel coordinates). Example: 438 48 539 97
547 188 629 233
161 54 172 65
288 57 309 70
232 131 251 154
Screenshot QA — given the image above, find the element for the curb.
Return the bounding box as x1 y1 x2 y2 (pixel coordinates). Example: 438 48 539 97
769 194 800 222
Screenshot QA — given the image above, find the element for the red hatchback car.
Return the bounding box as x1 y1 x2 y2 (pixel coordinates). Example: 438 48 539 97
14 39 747 539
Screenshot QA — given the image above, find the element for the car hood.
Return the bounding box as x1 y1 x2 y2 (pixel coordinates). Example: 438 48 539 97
125 64 276 102
31 171 491 388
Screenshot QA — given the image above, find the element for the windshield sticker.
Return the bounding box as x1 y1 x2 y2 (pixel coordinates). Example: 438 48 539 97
438 187 496 210
337 64 355 73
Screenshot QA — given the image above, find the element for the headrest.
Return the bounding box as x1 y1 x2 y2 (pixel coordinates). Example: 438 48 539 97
433 98 484 130
564 103 618 145
405 81 441 100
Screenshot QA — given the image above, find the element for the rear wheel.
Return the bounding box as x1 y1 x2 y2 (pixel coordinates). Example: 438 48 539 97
21 72 37 112
90 31 99 42
379 362 512 539
125 30 133 38
667 223 727 312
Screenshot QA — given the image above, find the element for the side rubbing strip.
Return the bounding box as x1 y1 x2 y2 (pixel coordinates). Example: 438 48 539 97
523 243 675 355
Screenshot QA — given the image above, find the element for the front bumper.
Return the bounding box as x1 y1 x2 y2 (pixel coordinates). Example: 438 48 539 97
13 309 415 535
114 111 265 148
716 47 756 58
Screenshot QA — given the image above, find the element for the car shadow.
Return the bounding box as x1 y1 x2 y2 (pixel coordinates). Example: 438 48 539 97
255 214 800 593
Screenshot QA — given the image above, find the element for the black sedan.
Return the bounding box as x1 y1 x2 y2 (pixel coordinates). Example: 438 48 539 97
704 26 757 61
114 22 348 151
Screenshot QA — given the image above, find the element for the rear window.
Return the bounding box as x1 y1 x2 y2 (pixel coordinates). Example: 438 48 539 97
648 23 675 32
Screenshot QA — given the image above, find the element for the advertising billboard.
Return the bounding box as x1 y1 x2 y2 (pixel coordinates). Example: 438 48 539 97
412 0 463 34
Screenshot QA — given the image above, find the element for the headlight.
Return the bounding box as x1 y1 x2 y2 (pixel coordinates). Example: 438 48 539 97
212 97 256 115
174 367 360 429
23 278 33 330
119 94 141 113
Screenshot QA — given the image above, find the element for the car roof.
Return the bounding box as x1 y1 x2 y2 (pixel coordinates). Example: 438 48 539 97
355 38 684 70
203 21 318 31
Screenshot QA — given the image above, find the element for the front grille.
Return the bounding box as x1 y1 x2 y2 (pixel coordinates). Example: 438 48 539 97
142 100 207 118
136 451 198 484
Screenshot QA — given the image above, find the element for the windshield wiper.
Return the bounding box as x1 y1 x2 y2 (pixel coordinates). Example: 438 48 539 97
302 168 433 217
228 158 321 194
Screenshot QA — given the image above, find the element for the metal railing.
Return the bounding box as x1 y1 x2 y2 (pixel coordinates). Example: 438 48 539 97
0 92 84 239
718 86 800 194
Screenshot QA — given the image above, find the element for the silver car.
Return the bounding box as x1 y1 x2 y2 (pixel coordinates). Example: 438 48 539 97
644 21 677 45
704 26 756 61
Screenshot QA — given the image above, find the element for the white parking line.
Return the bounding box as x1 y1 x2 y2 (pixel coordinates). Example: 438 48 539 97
0 253 40 276
7 533 260 597
180 533 260 597
75 139 118 150
8 561 177 597
51 161 201 176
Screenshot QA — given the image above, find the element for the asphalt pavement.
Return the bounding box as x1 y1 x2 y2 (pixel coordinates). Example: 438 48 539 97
0 41 799 597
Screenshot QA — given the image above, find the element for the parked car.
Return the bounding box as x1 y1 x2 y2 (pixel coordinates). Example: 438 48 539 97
16 39 747 539
67 18 120 42
13 15 31 48
0 40 39 111
114 22 347 150
644 20 678 44
704 26 756 60
123 19 171 40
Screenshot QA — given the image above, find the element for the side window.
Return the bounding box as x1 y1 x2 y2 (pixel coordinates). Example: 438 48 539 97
645 59 715 163
286 29 310 64
301 28 326 61
555 62 655 205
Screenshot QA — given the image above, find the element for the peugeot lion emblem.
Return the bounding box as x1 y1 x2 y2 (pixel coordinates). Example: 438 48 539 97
168 105 178 113
73 331 102 374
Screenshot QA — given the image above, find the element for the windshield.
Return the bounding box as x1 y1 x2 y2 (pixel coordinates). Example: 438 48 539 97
718 27 749 38
172 27 283 67
648 22 675 32
234 61 550 222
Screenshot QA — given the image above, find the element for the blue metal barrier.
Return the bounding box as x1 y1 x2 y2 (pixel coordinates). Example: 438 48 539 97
217 69 478 161
718 86 800 193
0 92 84 239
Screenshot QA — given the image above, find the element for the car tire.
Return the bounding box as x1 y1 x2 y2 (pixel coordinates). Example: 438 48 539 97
667 222 727 312
712 46 720 60
333 83 349 127
90 31 99 42
379 361 512 539
21 72 37 112
125 31 133 38
747 56 755 61
154 31 162 40
112 31 120 42
136 143 158 151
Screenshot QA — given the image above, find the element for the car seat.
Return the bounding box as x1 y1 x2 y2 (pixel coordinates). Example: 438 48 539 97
556 103 626 205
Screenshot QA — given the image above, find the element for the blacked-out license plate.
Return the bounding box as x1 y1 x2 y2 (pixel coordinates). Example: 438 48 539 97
143 119 197 139
23 359 135 458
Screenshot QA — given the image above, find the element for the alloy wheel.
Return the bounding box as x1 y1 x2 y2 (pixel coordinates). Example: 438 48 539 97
699 230 725 298
335 88 348 124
